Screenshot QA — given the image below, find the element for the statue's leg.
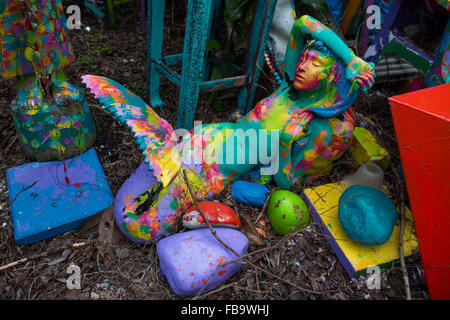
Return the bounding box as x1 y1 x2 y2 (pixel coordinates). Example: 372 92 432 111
294 109 355 183
291 118 332 184
51 69 82 105
324 112 355 160
15 73 44 109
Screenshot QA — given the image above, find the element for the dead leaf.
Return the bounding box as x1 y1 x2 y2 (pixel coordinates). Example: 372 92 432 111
239 215 265 246
47 257 66 266
96 205 122 266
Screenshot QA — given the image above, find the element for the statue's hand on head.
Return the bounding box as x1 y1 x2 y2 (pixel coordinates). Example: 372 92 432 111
346 56 375 93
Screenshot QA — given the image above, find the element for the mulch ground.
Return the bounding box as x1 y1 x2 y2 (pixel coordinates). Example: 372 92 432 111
0 1 428 300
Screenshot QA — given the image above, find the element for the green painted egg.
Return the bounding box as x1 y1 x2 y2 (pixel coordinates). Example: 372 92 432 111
267 190 310 235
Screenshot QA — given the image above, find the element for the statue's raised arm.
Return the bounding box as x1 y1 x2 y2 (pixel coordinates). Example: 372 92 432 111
283 15 375 93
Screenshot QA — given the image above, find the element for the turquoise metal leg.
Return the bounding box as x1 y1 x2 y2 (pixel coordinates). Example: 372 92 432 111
176 0 215 129
146 0 166 108
145 0 277 128
237 0 277 114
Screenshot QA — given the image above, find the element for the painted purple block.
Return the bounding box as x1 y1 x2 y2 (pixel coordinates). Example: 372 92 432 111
6 148 113 245
157 228 249 296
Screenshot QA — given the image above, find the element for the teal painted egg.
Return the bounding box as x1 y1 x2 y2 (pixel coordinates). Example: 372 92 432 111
267 190 309 235
338 185 398 246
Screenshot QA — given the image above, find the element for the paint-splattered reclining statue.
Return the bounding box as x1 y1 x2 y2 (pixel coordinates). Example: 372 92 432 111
82 15 375 244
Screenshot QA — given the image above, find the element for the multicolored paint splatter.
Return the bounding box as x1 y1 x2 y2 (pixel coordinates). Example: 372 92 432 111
10 91 97 161
0 0 75 78
83 15 375 244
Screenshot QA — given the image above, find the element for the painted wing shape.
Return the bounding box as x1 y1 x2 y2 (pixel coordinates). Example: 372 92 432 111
81 75 180 186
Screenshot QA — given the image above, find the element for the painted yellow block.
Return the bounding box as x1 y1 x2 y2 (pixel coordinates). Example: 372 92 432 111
302 183 418 277
349 127 391 170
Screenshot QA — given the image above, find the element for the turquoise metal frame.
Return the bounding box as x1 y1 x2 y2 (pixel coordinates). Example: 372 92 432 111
146 0 278 129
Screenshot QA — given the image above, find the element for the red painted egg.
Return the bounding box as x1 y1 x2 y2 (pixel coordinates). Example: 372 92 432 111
183 201 241 229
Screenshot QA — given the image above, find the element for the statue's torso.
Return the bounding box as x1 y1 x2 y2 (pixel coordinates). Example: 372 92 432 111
175 90 307 194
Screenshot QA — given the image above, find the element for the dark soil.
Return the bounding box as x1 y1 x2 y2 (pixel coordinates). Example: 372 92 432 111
0 1 428 300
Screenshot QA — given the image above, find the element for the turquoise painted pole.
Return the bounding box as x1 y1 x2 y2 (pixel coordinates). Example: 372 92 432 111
146 0 166 109
176 0 215 129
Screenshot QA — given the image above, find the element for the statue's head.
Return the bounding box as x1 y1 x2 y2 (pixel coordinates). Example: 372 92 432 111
291 39 358 118
293 41 336 92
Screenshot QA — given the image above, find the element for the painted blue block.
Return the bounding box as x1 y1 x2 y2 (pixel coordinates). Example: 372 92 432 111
6 148 113 245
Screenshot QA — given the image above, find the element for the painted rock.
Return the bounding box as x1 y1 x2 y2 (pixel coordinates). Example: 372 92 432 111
231 180 269 207
267 190 310 235
338 185 398 246
183 201 241 229
157 228 249 296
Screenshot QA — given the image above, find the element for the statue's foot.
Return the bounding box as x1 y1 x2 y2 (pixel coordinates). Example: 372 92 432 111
51 70 81 105
15 73 44 109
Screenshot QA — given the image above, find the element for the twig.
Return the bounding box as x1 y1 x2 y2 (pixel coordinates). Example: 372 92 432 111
399 202 411 300
9 179 41 206
199 277 247 297
234 285 269 294
192 227 324 299
0 242 89 272
1 134 16 154
181 169 324 298
181 169 241 258
255 188 277 224
254 266 261 299
390 162 412 300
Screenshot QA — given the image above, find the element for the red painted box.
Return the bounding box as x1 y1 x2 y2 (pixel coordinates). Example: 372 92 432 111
389 83 450 300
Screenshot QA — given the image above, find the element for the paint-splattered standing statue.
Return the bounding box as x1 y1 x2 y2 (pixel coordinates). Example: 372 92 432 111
83 15 375 244
1 0 78 106
1 0 97 161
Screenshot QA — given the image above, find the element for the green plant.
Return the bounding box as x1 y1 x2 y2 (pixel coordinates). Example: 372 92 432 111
89 45 113 56
206 0 255 111
131 82 146 98
89 34 108 43
76 55 95 68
